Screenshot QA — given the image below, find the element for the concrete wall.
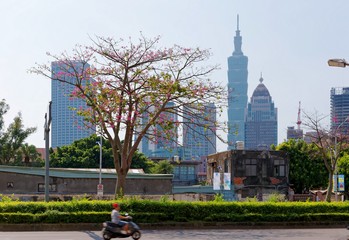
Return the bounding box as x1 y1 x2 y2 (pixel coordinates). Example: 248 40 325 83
0 172 172 196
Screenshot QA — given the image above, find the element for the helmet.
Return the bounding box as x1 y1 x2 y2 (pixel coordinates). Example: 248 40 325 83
112 203 119 208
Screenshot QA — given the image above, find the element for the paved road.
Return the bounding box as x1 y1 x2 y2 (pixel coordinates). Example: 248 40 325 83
0 228 349 240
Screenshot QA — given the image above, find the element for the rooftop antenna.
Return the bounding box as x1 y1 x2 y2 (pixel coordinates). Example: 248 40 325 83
297 101 302 130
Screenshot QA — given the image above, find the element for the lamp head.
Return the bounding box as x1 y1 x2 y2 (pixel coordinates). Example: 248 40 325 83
328 59 348 68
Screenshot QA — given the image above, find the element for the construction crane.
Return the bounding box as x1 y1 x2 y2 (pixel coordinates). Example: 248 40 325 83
297 101 302 130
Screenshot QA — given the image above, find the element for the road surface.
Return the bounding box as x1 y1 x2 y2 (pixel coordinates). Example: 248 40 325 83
0 228 348 240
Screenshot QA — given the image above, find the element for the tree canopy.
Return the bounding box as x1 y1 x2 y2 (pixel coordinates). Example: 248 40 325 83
0 99 38 165
50 134 155 173
276 139 327 193
302 111 349 201
32 34 225 196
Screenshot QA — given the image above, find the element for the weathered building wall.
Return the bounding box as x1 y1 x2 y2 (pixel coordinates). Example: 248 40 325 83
207 150 289 200
0 171 172 196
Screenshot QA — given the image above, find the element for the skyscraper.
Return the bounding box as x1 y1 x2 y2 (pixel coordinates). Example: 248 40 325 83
227 15 248 149
245 76 277 150
138 102 178 158
51 61 96 148
287 126 303 140
183 103 217 160
330 87 349 134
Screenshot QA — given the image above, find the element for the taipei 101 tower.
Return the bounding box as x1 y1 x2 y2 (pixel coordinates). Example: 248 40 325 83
227 15 248 149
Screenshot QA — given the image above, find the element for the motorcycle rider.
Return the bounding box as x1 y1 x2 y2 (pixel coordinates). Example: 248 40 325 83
111 203 130 234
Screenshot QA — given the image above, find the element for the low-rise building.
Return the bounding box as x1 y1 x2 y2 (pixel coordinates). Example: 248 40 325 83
207 150 289 201
0 165 173 199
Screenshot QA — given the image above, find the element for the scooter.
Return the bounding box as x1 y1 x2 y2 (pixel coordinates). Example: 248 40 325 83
101 216 141 240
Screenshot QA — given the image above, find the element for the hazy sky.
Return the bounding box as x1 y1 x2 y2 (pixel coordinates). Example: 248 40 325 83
1 0 349 151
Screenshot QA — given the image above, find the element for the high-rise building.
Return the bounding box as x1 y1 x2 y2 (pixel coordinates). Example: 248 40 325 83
245 76 277 150
138 102 178 158
287 126 303 140
51 61 96 148
330 87 349 134
227 15 248 149
183 103 217 160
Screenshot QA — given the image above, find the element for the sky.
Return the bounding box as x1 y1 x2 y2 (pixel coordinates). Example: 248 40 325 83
1 0 349 152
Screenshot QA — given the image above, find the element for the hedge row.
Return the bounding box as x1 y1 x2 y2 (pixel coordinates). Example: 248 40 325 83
1 200 349 224
1 211 349 224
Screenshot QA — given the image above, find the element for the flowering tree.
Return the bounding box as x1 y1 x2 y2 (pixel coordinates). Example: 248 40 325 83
303 111 349 202
31 35 226 197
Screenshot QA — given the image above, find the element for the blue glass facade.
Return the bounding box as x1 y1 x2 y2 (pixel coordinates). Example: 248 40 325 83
51 61 96 148
227 15 248 149
245 77 277 150
139 102 178 158
330 87 349 134
183 103 216 160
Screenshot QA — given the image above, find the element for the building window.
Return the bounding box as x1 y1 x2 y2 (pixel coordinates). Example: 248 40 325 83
38 183 57 192
173 167 180 180
187 166 195 180
224 159 229 173
262 161 267 178
245 159 257 176
274 159 285 177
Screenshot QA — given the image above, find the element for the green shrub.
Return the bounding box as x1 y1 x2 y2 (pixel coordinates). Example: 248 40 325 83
1 199 349 224
0 194 19 202
213 193 225 202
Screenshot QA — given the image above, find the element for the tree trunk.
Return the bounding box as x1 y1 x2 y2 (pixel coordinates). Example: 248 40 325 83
115 171 127 198
325 171 334 202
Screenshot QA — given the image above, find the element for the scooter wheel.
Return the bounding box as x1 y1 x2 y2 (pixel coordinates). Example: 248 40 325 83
102 232 111 240
132 230 141 240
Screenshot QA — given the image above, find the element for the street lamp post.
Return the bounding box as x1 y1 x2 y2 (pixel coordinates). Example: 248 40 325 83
333 117 348 201
96 135 103 196
328 58 349 201
328 59 349 68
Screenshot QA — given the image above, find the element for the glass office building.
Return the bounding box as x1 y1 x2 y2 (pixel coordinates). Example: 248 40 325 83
51 61 96 148
182 103 217 161
138 102 178 158
227 15 248 149
330 87 349 135
245 77 277 150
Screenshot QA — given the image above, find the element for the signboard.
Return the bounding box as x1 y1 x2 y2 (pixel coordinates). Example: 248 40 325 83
333 174 345 192
97 184 104 196
213 172 231 190
333 175 337 192
213 172 220 190
223 173 231 190
338 174 345 192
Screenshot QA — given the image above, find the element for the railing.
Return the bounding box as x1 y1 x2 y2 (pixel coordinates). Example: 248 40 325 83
291 194 316 202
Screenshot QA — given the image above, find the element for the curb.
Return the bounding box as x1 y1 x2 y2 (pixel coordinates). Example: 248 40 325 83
0 222 347 231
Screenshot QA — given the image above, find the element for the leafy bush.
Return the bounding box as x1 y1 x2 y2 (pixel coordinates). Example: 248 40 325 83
213 193 225 202
0 194 19 202
267 193 285 202
0 199 349 224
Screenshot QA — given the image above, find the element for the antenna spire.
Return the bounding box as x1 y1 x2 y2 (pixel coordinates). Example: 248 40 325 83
297 101 302 130
233 14 243 55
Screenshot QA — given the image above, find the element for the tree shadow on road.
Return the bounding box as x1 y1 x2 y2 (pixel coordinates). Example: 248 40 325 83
83 231 102 240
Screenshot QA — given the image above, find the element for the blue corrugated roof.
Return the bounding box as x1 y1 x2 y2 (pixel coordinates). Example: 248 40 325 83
0 165 173 179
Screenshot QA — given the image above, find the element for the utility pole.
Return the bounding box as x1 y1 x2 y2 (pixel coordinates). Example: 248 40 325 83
333 117 348 201
44 101 52 202
96 134 103 197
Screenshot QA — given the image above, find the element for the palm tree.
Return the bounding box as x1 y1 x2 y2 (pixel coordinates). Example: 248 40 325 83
151 160 174 174
19 143 41 166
